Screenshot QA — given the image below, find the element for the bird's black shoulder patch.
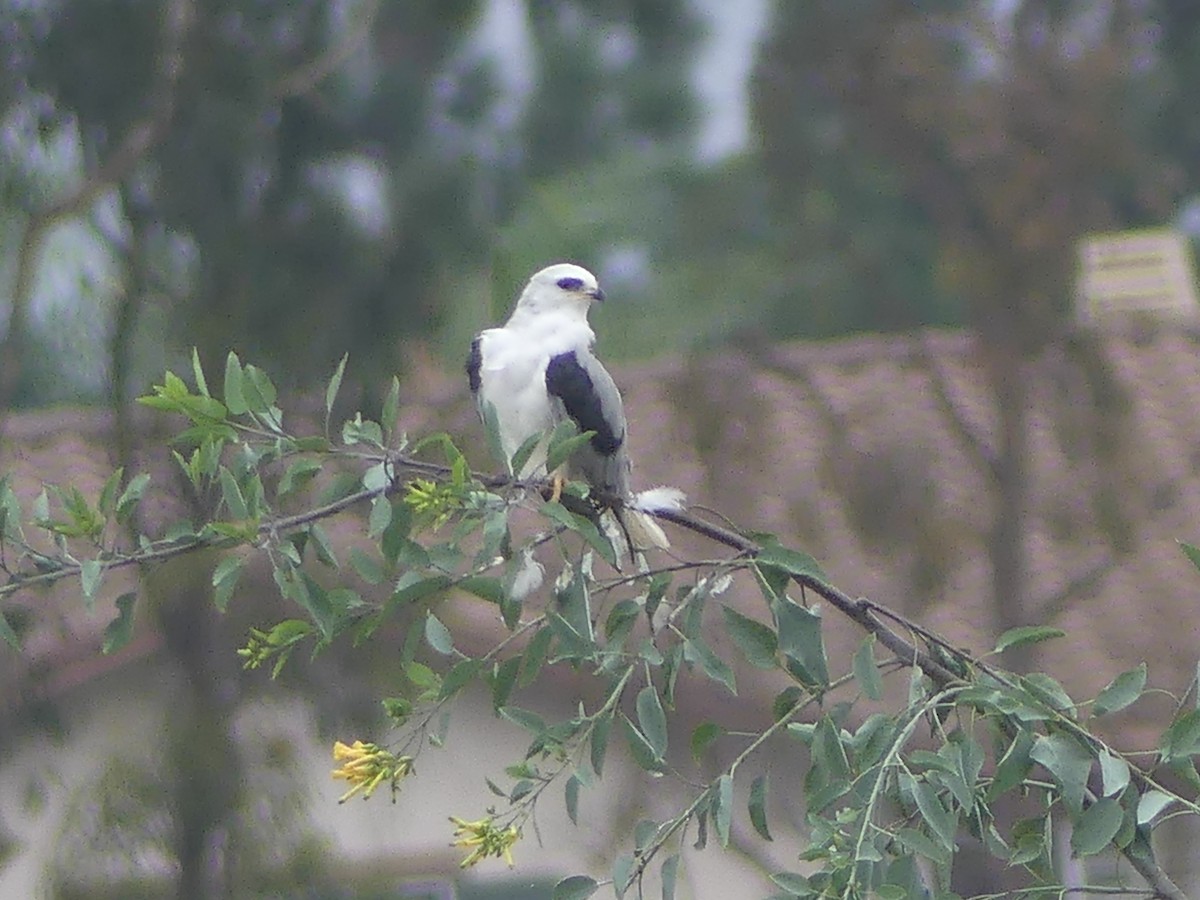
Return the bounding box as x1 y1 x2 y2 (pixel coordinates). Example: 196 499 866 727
466 337 482 394
545 351 622 456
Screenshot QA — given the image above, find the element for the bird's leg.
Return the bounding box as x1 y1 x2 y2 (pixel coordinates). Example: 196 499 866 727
549 471 566 504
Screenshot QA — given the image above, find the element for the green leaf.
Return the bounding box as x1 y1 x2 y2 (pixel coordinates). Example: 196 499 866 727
424 613 455 655
621 714 665 773
1160 708 1200 763
636 686 668 759
850 714 896 771
224 351 247 415
102 593 137 655
458 575 508 606
552 875 598 900
605 599 640 646
1093 663 1147 716
685 636 736 695
612 855 634 900
540 501 616 567
749 773 773 841
349 548 384 586
437 658 481 701
500 706 546 735
0 610 20 650
98 467 123 518
633 819 659 852
812 716 851 783
773 687 804 722
211 555 244 612
80 559 104 607
1180 540 1200 573
218 468 249 520
690 722 723 760
1031 732 1094 814
381 503 414 565
545 425 597 475
692 809 708 852
1009 815 1049 866
1070 798 1123 857
488 656 520 709
389 573 452 609
660 854 679 900
721 605 778 669
755 542 827 582
509 431 543 479
308 523 339 568
853 634 883 700
934 742 975 813
325 353 348 434
242 364 278 416
909 750 957 775
341 413 384 448
361 463 390 494
772 597 828 688
404 662 440 695
287 571 339 638
381 376 402 444
1173 756 1200 793
590 710 612 776
518 626 554 688
908 776 958 851
994 625 1066 654
564 774 581 826
769 872 812 895
191 347 210 396
1136 789 1175 825
366 495 392 539
1099 750 1130 798
1020 672 1076 714
714 774 733 847
554 568 594 646
894 826 951 866
115 473 151 524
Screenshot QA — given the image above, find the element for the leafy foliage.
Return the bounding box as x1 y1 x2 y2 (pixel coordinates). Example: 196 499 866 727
2 354 1198 897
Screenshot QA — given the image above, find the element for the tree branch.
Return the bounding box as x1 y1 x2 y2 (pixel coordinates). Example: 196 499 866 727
917 332 1001 479
652 507 962 685
272 0 382 100
0 0 195 417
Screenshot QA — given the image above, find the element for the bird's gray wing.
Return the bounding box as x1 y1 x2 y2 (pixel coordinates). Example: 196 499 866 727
544 349 630 498
466 336 483 401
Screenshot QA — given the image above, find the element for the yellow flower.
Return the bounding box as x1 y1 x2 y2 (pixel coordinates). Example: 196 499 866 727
331 740 414 803
450 815 521 868
404 479 459 530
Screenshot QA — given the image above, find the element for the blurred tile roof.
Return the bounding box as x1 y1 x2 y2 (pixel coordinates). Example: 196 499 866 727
4 322 1200 746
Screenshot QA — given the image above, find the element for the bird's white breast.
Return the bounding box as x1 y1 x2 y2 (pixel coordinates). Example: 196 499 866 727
475 311 594 477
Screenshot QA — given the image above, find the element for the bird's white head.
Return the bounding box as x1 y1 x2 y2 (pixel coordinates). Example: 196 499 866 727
514 263 605 318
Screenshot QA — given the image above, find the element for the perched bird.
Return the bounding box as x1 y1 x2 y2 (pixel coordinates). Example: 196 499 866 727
467 262 676 554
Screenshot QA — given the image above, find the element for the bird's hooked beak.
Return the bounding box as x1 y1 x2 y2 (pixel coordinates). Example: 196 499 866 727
588 287 606 303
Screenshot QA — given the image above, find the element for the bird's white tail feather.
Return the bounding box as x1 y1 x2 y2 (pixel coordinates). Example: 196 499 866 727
597 488 685 567
631 487 686 514
618 508 670 552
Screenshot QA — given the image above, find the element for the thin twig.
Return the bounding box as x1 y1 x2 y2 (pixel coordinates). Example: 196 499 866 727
272 0 382 99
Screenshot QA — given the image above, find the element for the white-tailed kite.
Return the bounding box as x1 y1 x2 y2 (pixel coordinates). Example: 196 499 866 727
467 262 677 553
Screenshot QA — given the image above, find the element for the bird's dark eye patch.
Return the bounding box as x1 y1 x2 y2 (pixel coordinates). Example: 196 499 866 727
555 276 584 291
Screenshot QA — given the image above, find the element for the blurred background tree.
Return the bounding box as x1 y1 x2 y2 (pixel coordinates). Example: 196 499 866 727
0 0 710 411
5 0 1200 410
